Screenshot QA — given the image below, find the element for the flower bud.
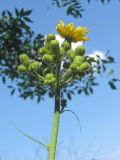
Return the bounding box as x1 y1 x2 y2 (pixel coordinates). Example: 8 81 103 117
61 41 71 51
18 65 27 72
42 54 54 62
38 47 47 55
75 46 85 56
46 34 56 43
28 61 40 72
70 63 78 71
20 54 30 67
50 40 59 52
73 56 83 65
44 73 56 85
79 62 90 72
67 49 76 60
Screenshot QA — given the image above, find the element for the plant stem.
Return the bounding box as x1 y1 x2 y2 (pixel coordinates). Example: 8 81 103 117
48 48 61 160
48 93 60 160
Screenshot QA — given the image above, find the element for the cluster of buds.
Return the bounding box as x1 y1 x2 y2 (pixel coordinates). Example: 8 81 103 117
18 54 40 72
66 46 90 74
18 33 91 87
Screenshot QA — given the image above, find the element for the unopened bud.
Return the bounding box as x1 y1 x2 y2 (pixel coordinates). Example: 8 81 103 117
75 46 85 56
46 34 56 43
67 49 76 59
18 65 27 72
20 54 30 66
42 54 54 62
70 63 78 71
61 41 71 51
79 62 90 72
50 40 60 54
28 61 40 72
38 47 47 55
44 73 56 85
73 56 83 65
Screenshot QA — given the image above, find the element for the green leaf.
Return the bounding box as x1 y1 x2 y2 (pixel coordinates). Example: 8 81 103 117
15 126 47 149
91 82 99 86
67 92 71 100
2 76 6 84
61 99 67 108
15 8 19 16
2 11 5 17
8 85 13 88
11 89 15 96
24 10 32 16
89 87 93 94
7 10 12 18
108 81 117 90
19 8 25 16
107 56 115 63
23 17 33 23
78 89 82 94
48 91 54 98
112 78 120 82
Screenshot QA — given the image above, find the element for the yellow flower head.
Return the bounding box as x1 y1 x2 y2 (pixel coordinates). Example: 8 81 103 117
56 20 89 43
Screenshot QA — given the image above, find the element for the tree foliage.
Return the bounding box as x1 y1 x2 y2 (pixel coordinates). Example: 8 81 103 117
0 9 46 102
52 0 120 18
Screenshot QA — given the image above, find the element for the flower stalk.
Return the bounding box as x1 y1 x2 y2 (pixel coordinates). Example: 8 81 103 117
48 93 60 160
48 39 61 160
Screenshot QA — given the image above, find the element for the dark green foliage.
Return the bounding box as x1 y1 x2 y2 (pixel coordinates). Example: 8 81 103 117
0 9 46 102
52 0 84 18
108 81 116 90
108 78 120 90
52 0 120 18
87 0 111 3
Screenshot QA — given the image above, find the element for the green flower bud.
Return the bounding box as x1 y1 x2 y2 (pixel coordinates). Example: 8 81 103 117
42 54 54 62
73 56 83 65
28 61 40 72
46 34 56 43
20 54 30 67
50 40 60 54
18 65 27 72
75 46 85 56
70 63 78 71
67 49 76 59
79 62 90 72
44 73 56 85
61 41 71 51
38 47 48 55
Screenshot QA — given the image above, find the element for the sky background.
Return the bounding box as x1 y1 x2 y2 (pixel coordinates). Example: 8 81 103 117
0 0 120 160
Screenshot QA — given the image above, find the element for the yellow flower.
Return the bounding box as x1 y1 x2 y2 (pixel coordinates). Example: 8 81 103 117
56 20 89 43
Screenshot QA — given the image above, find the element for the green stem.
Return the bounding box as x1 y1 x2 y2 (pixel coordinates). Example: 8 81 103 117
48 47 61 160
48 94 60 160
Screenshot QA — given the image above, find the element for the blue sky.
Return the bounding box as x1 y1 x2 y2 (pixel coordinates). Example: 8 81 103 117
0 0 120 160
